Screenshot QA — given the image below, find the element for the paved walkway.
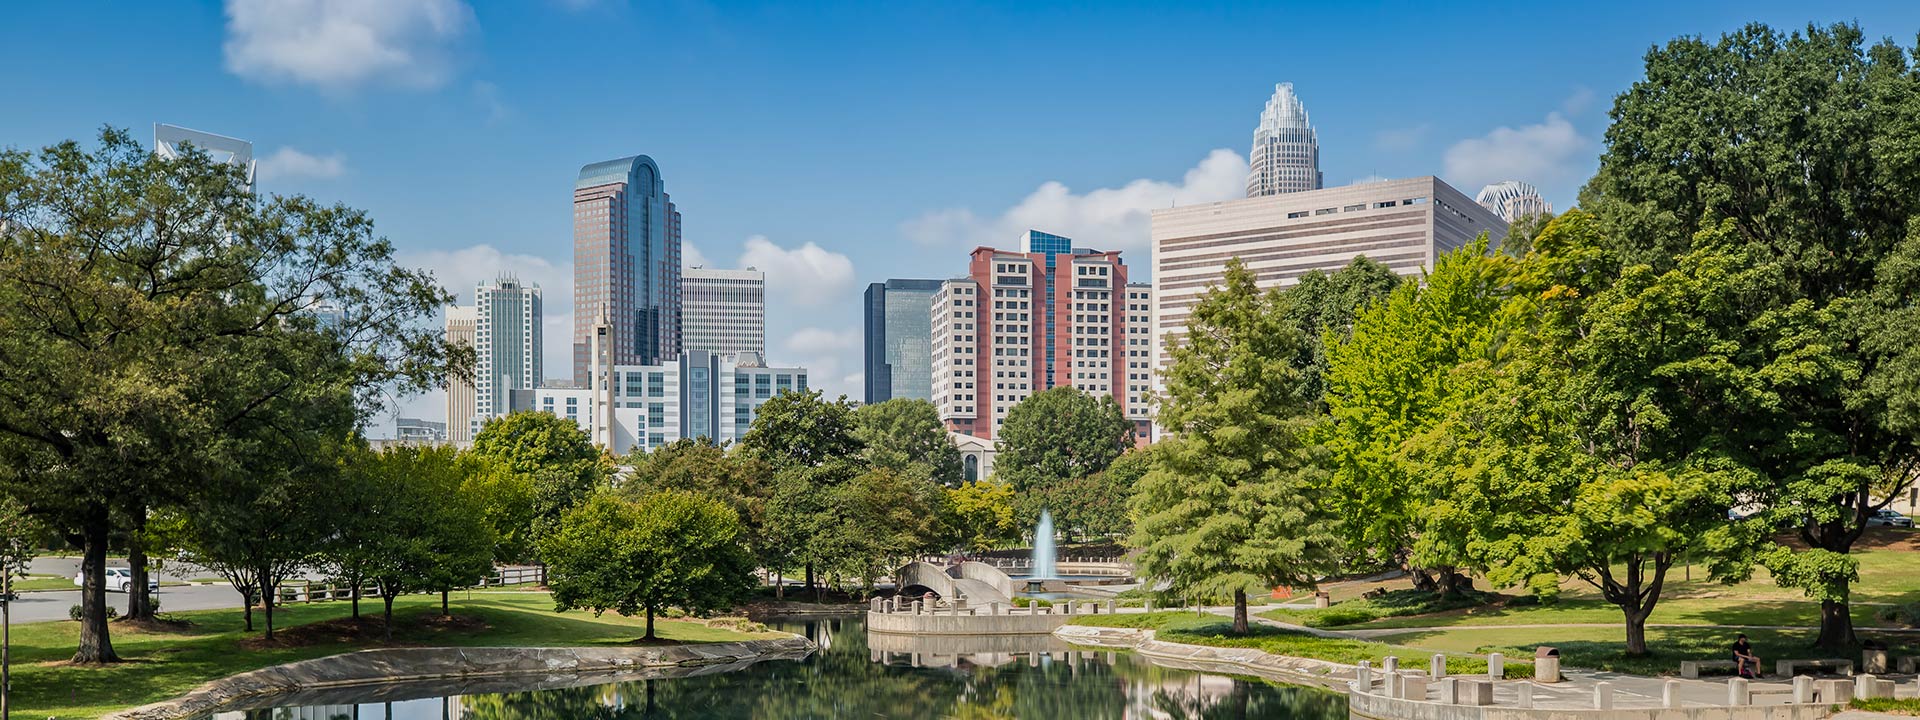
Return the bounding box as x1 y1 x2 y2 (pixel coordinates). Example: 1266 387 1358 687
1343 622 1920 639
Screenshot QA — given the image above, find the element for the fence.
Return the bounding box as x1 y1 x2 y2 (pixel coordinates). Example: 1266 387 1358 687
270 566 547 606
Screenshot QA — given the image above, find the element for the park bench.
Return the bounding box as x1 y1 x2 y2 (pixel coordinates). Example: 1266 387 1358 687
1776 658 1853 677
1679 659 1738 679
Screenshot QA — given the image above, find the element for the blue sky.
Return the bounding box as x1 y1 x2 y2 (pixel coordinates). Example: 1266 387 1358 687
6 1 1919 431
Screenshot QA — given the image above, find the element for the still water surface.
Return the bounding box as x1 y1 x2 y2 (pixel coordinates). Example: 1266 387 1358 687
207 617 1347 719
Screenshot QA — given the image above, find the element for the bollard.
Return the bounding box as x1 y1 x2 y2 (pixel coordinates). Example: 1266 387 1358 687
1062 599 1073 615
913 599 924 615
1793 676 1815 704
1517 682 1534 709
1384 656 1400 674
1459 680 1493 706
1595 681 1614 710
1385 672 1402 698
1106 599 1116 614
1144 599 1154 612
1403 675 1430 701
1665 679 1681 708
1440 678 1458 704
1356 660 1373 688
988 601 1000 616
1488 652 1504 680
871 597 882 613
1431 654 1447 679
1855 674 1894 700
1729 678 1750 706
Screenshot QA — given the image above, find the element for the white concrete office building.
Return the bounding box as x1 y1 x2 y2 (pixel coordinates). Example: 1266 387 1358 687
473 277 543 439
681 267 766 355
532 350 806 456
443 305 478 443
1151 176 1506 402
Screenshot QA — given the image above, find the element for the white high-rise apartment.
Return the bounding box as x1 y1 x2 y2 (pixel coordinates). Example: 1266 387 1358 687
473 277 543 438
1151 177 1507 433
1246 83 1322 198
1122 283 1154 439
1475 180 1554 222
444 306 478 443
535 350 806 455
681 267 766 355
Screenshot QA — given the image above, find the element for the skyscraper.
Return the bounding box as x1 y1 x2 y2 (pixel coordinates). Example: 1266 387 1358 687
444 305 477 443
1246 83 1322 198
930 231 1142 439
473 277 542 438
573 155 681 384
681 267 766 356
154 124 255 191
863 278 945 404
1474 180 1554 222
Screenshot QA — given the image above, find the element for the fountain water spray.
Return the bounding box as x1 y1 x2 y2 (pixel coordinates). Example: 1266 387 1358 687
1029 509 1058 591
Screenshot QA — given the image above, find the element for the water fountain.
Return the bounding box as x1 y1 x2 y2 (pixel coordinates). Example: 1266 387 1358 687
1026 509 1057 592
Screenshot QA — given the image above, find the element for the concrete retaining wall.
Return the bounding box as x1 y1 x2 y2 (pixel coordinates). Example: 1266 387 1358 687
106 637 815 720
1348 690 1836 720
867 609 1072 635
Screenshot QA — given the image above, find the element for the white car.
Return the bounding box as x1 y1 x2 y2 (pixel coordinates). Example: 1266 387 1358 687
1868 510 1914 528
72 568 161 594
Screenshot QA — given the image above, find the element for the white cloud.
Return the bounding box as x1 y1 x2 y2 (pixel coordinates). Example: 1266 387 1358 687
682 243 710 269
781 327 862 400
223 0 475 92
1442 111 1590 196
256 147 346 181
738 235 855 307
901 149 1247 253
472 80 510 124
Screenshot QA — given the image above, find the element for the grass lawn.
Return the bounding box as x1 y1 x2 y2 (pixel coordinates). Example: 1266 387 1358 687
1069 611 1534 679
1365 624 1920 677
11 590 779 720
1267 529 1920 632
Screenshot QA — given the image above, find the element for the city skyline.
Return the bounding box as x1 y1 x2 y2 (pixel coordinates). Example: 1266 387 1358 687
10 1 1920 434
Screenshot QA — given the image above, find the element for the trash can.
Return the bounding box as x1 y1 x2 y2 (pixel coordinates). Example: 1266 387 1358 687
1535 646 1561 683
1314 591 1332 609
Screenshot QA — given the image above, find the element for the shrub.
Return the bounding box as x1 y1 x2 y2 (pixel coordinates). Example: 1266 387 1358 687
1308 607 1379 627
1012 596 1055 608
1875 602 1920 628
69 604 118 622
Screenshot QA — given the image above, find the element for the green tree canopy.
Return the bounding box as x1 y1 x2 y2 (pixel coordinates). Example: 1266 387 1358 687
1581 22 1920 648
1274 257 1404 405
0 129 458 662
854 398 964 487
738 389 863 472
471 412 611 552
541 490 755 640
621 437 771 563
943 480 1019 555
1130 259 1340 634
995 386 1133 496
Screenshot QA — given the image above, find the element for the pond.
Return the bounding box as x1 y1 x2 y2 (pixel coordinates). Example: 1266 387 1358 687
202 617 1348 719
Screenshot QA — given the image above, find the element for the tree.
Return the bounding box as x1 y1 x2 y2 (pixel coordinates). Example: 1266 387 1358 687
943 481 1019 555
622 437 772 570
1321 239 1515 592
0 130 457 662
1418 214 1779 655
854 399 964 487
360 446 495 635
739 390 863 592
460 457 538 567
1130 259 1341 634
541 490 755 640
994 386 1133 499
821 466 943 594
1581 23 1920 648
1040 448 1150 543
470 412 611 554
1274 257 1404 406
0 495 43 720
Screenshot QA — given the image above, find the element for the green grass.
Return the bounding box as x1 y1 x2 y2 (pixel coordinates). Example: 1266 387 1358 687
1069 611 1534 679
14 575 80 592
1853 698 1920 715
1364 624 1920 677
1261 588 1500 628
11 590 777 719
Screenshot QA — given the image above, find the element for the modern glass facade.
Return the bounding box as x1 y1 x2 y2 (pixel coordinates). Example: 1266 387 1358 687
1246 83 1322 198
573 155 681 385
863 279 944 404
681 267 765 355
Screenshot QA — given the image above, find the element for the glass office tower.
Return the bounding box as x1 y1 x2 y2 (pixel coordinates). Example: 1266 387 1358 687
573 155 681 384
863 279 945 404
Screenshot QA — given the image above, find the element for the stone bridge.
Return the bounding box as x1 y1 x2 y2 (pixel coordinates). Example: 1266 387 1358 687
894 561 1015 605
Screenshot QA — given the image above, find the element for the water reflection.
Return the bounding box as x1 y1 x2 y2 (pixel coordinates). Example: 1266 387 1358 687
211 618 1345 719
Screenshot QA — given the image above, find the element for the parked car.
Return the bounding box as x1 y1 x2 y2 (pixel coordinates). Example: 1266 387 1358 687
1867 509 1914 528
71 568 161 593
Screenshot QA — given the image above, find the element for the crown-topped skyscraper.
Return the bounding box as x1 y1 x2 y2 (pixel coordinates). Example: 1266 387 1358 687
1246 82 1322 198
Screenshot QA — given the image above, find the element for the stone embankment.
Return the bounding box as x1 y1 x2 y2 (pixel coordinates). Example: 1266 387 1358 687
1057 626 1912 720
866 595 1122 635
106 637 815 720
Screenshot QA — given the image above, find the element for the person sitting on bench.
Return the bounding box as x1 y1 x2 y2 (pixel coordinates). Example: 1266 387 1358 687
1732 634 1763 678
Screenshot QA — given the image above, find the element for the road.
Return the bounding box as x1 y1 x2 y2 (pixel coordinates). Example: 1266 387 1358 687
8 556 321 624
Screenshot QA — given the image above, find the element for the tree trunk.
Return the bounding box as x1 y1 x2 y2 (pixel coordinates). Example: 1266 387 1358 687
804 563 815 592
440 590 449 618
644 605 656 640
1814 598 1856 650
1232 588 1250 635
1409 567 1436 592
383 593 395 642
72 512 118 663
260 574 276 641
351 582 360 620
1437 567 1474 597
775 570 784 600
126 509 153 621
1624 608 1650 656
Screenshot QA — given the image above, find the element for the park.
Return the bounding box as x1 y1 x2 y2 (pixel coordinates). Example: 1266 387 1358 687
0 16 1919 720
